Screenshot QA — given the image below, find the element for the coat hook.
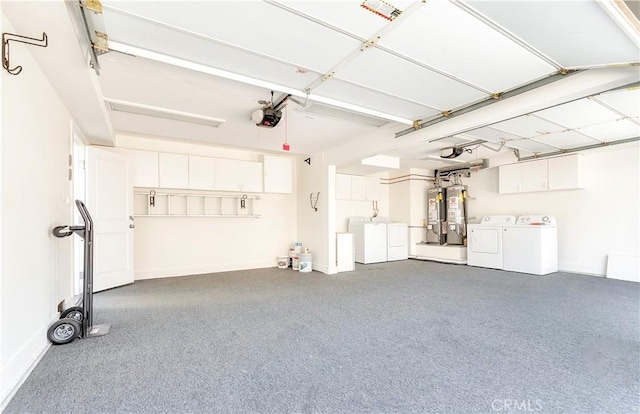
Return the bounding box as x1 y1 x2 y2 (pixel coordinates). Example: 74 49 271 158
2 32 48 75
310 192 319 212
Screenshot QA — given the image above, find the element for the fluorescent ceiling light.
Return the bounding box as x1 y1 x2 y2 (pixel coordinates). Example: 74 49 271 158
307 94 413 125
108 41 302 96
108 41 413 126
105 98 226 127
361 154 400 169
300 103 389 127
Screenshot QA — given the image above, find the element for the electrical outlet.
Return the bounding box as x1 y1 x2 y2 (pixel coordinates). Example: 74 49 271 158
57 300 65 313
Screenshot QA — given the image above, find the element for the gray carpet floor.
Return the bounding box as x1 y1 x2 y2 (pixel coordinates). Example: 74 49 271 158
6 260 640 414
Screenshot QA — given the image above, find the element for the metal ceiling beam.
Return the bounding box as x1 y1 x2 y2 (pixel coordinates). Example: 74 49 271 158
395 69 583 138
517 137 640 161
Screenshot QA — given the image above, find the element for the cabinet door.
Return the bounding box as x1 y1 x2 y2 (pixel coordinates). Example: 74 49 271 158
498 163 522 194
241 161 263 192
188 155 216 190
336 174 352 200
351 175 366 200
216 159 263 192
548 155 582 190
158 153 189 189
263 155 292 193
521 160 548 192
128 149 158 187
365 176 382 201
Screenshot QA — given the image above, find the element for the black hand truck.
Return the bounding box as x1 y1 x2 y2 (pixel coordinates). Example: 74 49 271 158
47 200 111 344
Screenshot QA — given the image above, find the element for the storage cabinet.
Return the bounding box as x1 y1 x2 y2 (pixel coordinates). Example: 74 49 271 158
336 174 352 200
548 155 582 190
128 149 159 187
188 155 216 190
351 175 367 200
521 160 548 192
336 174 382 201
159 153 189 189
127 150 271 193
499 154 583 194
498 163 521 194
365 176 383 201
216 158 263 192
262 155 292 193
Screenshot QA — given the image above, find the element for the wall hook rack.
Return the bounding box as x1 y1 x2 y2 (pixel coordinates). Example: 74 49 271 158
310 192 320 212
2 32 48 75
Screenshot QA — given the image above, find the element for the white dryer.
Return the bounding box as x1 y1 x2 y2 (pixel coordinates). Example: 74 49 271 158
348 217 387 264
503 215 558 275
467 215 516 270
372 217 408 261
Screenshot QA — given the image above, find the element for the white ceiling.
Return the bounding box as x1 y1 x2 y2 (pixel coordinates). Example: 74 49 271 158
60 1 640 171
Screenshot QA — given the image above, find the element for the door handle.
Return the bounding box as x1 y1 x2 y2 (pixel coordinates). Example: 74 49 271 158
129 224 135 229
129 215 135 221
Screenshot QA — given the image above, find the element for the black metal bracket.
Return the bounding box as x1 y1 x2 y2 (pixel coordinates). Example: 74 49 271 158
2 32 48 75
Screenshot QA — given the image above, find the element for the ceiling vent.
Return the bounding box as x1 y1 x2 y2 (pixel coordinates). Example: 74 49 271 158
298 102 389 127
105 99 226 128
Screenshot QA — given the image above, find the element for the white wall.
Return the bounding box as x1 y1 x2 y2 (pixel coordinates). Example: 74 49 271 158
297 160 336 274
1 13 74 407
115 134 298 279
464 143 640 276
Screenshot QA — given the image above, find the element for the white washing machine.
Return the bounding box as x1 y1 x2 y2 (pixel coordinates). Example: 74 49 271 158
372 217 408 261
467 215 516 270
348 217 388 264
503 215 558 275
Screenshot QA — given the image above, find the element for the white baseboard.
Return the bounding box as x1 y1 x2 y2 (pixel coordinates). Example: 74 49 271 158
135 259 340 279
135 260 276 280
558 261 605 276
1 318 54 411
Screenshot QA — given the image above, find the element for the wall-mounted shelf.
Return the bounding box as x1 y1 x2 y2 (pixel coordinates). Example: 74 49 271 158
133 191 260 218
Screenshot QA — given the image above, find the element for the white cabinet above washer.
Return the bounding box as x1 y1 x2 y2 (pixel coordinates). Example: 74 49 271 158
336 174 382 201
499 154 583 194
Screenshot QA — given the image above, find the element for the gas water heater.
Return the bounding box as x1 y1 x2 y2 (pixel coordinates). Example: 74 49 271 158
445 184 468 245
426 186 446 245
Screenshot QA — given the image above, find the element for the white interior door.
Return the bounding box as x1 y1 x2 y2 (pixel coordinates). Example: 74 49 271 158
87 147 134 292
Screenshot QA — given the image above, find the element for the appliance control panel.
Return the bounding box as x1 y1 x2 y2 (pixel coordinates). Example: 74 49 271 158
480 215 516 225
516 215 556 225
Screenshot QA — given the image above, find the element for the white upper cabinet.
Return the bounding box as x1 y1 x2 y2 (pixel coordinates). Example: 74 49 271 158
158 153 189 189
336 174 383 201
548 155 583 190
262 155 292 193
498 163 521 194
365 176 382 201
499 154 583 194
521 160 548 192
128 149 159 187
216 158 263 192
188 155 217 190
336 174 352 200
350 175 367 200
